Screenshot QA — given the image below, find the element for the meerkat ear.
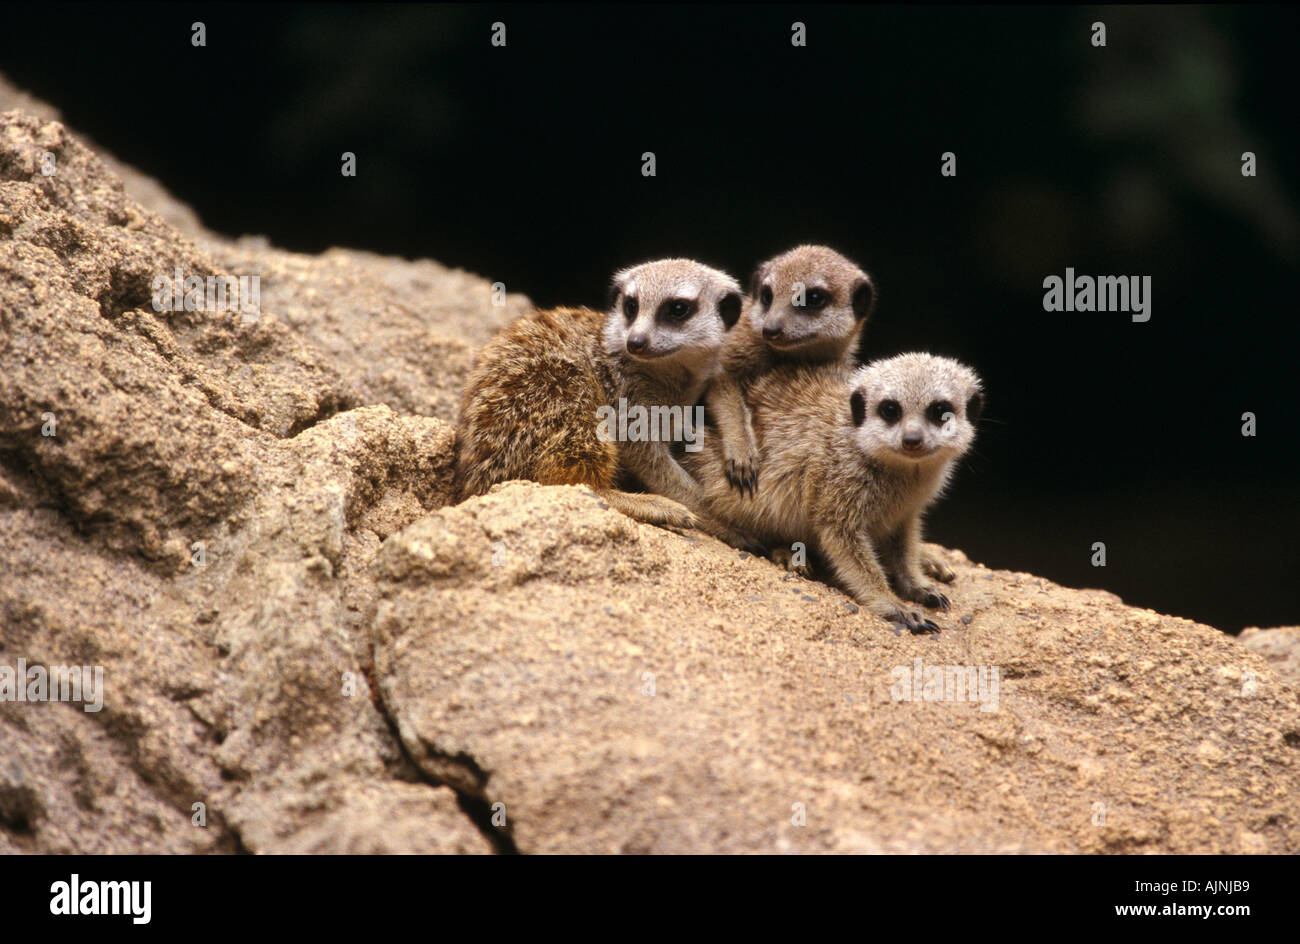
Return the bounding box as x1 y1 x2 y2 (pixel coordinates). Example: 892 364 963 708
851 277 876 320
850 390 867 427
966 392 984 424
608 267 635 310
718 291 742 330
747 264 770 301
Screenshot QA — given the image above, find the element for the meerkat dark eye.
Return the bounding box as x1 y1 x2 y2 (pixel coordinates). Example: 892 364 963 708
926 400 955 425
658 298 696 323
877 399 902 425
804 288 831 311
623 296 639 321
759 285 773 308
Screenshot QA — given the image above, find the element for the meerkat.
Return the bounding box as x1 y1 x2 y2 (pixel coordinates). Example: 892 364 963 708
685 352 983 634
455 258 743 531
705 245 876 494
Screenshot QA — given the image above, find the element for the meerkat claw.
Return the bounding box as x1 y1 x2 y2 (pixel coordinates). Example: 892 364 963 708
725 459 743 491
884 606 942 635
922 591 950 611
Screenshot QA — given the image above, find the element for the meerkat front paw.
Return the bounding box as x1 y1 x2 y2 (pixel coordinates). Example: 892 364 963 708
891 570 952 612
914 587 952 612
858 594 942 634
769 544 812 578
722 449 759 496
898 581 951 612
874 602 941 635
920 552 956 584
722 434 759 499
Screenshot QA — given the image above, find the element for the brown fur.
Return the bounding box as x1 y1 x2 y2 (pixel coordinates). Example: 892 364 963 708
686 354 982 633
455 306 620 497
455 258 746 534
706 245 875 492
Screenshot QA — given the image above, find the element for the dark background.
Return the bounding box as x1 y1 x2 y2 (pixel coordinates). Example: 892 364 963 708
2 3 1296 631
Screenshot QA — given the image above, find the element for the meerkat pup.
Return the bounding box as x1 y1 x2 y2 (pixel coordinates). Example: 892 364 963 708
686 353 983 634
455 259 743 530
705 244 876 494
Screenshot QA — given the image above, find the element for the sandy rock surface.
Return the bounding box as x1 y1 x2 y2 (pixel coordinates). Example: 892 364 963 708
1240 627 1300 691
1 77 1297 853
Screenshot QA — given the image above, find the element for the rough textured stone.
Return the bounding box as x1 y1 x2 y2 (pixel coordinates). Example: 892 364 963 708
371 484 1300 854
1240 627 1300 690
0 79 511 853
1 76 1296 854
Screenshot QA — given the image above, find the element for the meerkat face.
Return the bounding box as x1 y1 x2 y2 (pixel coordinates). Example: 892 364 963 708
604 259 742 370
848 353 983 466
748 245 875 355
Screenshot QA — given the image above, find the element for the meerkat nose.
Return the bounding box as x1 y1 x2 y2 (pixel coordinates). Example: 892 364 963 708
902 432 924 450
762 325 784 340
626 333 649 353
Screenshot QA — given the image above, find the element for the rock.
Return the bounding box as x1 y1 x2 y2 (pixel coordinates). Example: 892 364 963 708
1 74 1297 853
371 486 1300 853
1239 627 1300 690
0 76 512 853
